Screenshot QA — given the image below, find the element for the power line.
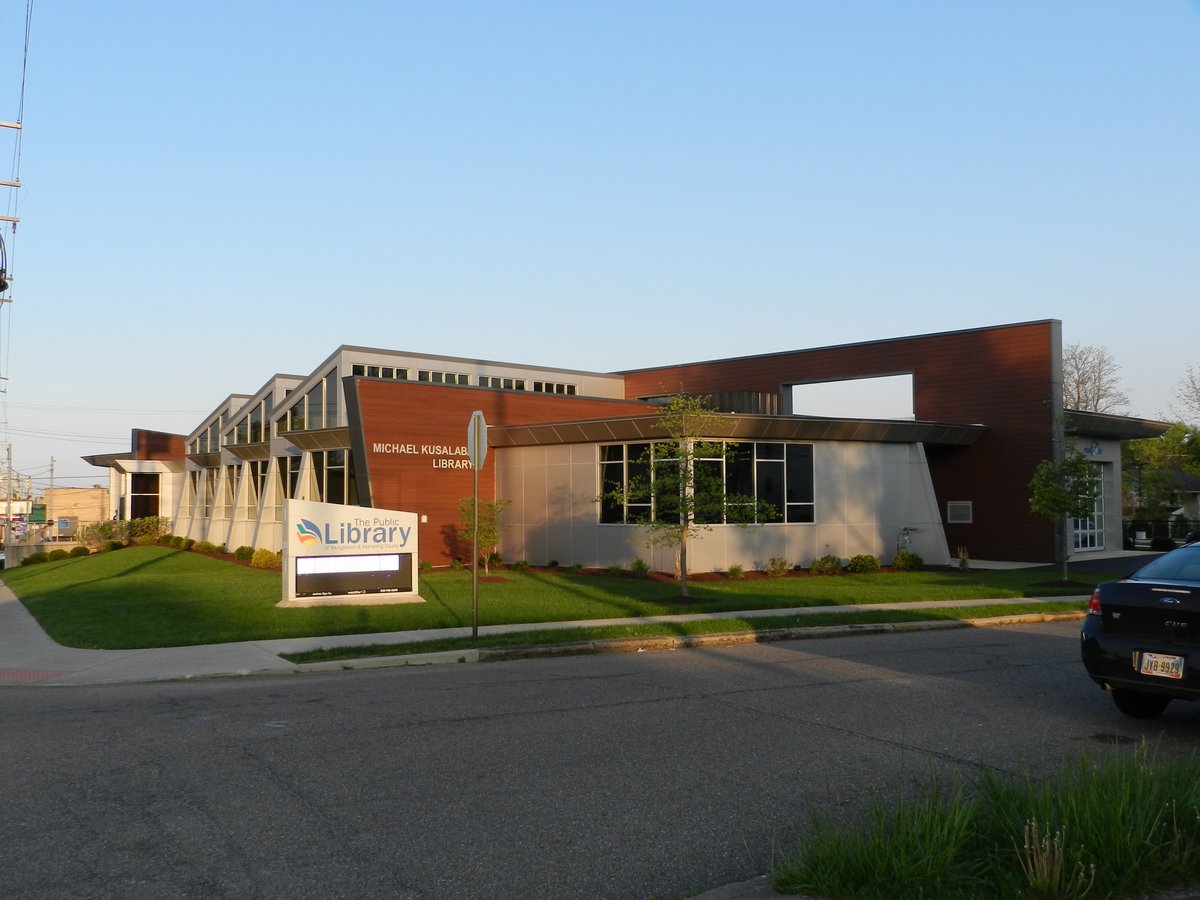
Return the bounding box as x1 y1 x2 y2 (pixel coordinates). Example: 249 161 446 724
2 400 208 415
0 427 127 445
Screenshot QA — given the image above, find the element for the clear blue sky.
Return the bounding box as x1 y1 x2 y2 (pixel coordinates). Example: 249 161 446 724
1 1 1197 487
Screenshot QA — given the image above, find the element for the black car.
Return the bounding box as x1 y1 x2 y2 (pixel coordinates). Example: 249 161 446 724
1081 542 1200 718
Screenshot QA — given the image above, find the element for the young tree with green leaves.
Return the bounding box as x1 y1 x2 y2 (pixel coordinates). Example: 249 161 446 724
456 497 511 575
1028 446 1101 583
1123 423 1200 526
603 393 778 597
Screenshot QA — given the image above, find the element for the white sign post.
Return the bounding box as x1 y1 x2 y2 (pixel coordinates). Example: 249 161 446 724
467 410 487 639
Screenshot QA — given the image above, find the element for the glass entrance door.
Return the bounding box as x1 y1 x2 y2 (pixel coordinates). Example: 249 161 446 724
1073 463 1104 552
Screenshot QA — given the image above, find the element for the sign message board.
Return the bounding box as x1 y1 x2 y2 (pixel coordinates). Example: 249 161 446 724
281 499 422 606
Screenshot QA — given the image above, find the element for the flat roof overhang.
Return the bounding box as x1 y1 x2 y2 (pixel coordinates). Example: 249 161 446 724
82 452 126 469
489 413 985 448
225 443 271 461
281 427 352 452
1065 410 1173 441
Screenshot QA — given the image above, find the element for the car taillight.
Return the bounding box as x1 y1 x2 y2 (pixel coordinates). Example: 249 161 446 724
1087 589 1102 616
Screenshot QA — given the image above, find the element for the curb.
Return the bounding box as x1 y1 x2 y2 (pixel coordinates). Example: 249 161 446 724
295 611 1086 670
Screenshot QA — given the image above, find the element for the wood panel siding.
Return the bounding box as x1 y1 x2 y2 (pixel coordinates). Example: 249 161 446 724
133 429 187 461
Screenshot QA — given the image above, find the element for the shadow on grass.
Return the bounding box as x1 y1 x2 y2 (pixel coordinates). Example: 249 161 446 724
5 546 1096 651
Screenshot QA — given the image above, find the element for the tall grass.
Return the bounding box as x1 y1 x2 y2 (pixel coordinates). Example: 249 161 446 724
773 744 1200 899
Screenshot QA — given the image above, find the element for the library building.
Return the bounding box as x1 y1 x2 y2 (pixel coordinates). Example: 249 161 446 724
85 320 1168 575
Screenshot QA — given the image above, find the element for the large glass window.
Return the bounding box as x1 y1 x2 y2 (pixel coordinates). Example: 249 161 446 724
599 440 811 525
324 371 338 428
249 405 263 443
248 459 269 504
201 469 216 517
130 473 160 519
306 383 324 430
303 449 357 505
326 449 346 505
785 444 816 523
276 455 300 502
287 402 304 433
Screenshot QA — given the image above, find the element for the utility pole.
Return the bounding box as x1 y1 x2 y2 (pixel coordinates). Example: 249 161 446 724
4 444 11 549
48 456 54 541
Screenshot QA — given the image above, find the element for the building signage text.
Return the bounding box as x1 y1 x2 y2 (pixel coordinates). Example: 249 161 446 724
372 442 473 469
298 516 412 548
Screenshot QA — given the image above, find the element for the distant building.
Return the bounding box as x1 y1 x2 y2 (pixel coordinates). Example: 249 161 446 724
43 486 110 538
84 320 1169 568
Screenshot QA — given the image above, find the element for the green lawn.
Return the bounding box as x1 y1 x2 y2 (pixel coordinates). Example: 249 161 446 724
1 545 1105 650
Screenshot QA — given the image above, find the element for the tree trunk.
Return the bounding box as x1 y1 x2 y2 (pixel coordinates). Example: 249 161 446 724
679 534 689 597
1060 520 1070 583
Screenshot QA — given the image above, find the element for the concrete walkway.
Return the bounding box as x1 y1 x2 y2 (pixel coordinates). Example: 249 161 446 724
0 577 1089 687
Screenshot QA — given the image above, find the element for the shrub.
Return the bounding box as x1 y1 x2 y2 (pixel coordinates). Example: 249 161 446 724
181 538 195 551
568 563 583 573
508 560 529 572
848 554 881 574
69 546 90 558
451 558 464 570
73 515 169 551
486 551 503 568
234 545 255 560
764 557 792 577
249 548 282 569
1150 537 1177 551
892 549 924 571
605 564 624 576
102 540 125 553
47 548 70 561
194 541 223 555
418 559 432 573
76 519 128 551
810 554 842 576
168 535 184 548
727 563 744 579
128 516 171 542
547 560 559 569
21 551 49 566
630 557 650 577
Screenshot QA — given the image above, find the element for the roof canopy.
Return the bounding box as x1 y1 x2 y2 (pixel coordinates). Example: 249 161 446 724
489 413 985 448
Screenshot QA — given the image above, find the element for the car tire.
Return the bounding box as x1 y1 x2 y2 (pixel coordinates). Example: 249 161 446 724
1111 689 1171 719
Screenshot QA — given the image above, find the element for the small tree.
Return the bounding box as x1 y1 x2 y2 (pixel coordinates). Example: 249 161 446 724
602 393 777 597
1029 447 1101 582
456 497 510 575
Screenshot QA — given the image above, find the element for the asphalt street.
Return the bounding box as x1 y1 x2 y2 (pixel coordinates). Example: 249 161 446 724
4 619 1198 899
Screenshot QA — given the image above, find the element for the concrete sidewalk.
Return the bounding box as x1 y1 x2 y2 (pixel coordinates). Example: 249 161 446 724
0 579 1088 687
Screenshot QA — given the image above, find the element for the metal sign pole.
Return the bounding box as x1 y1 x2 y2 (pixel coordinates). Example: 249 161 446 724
467 411 487 641
472 444 479 641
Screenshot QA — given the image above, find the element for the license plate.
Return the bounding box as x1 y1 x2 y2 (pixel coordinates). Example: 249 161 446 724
1139 652 1185 680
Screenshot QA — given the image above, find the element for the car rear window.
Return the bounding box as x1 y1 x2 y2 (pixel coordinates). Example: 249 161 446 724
1133 546 1200 582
